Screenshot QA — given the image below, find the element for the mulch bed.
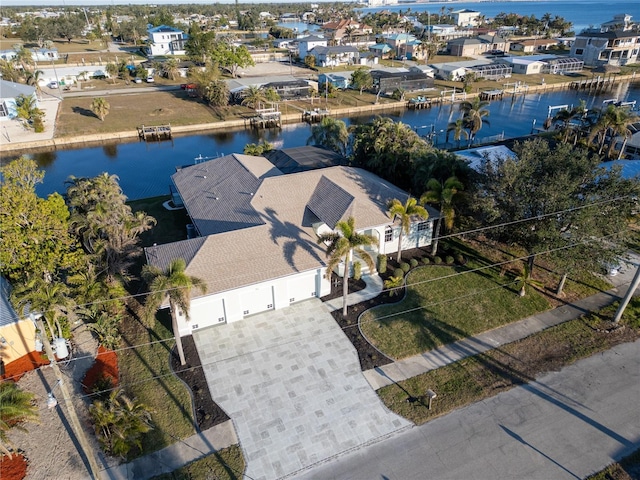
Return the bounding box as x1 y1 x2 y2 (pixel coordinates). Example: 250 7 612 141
81 346 119 395
170 336 230 432
320 273 366 302
0 453 28 480
1 352 49 383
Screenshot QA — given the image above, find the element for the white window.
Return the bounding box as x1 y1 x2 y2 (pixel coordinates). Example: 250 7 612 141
417 221 430 232
0 102 8 117
384 226 393 242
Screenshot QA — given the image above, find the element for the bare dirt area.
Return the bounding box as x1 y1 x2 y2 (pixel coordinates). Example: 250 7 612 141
10 323 119 480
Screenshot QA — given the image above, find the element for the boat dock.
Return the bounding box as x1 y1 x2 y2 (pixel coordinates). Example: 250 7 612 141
137 124 172 141
407 96 433 110
250 108 282 128
480 89 504 101
302 108 331 122
569 77 615 92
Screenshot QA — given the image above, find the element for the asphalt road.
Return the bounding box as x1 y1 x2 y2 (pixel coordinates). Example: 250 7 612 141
295 340 640 480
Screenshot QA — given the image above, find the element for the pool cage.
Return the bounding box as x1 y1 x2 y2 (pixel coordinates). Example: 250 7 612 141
544 57 584 75
470 64 513 80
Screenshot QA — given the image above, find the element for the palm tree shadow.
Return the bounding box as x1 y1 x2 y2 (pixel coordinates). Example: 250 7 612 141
72 106 97 119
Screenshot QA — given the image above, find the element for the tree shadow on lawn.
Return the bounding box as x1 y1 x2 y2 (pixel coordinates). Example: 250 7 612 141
71 105 97 119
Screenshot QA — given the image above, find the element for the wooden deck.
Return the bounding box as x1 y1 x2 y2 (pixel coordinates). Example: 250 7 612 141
302 108 331 123
250 108 282 129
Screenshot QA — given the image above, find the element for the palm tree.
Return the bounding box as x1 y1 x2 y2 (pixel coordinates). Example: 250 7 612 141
0 381 39 457
459 97 490 144
25 69 44 99
420 176 464 257
105 62 119 84
90 97 110 122
606 106 638 159
162 58 180 81
317 217 375 316
307 117 349 156
142 258 206 365
387 197 429 262
515 263 543 297
241 85 267 109
446 118 469 148
89 388 153 459
14 94 42 124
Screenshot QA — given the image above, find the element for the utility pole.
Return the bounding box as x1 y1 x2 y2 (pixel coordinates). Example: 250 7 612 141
613 263 640 323
33 315 102 479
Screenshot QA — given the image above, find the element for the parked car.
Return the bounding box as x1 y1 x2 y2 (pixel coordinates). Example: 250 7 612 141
48 81 59 89
146 76 154 83
134 78 142 83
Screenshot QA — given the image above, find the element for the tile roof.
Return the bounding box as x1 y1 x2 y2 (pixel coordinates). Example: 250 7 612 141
147 159 431 296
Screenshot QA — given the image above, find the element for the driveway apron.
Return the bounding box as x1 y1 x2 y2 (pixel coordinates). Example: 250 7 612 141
192 299 411 480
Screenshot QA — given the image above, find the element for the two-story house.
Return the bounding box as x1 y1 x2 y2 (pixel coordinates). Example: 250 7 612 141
147 25 188 57
570 26 640 67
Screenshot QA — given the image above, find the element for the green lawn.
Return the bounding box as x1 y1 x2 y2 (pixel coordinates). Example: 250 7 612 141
151 444 246 480
360 246 551 359
118 308 196 457
378 299 640 426
129 195 191 247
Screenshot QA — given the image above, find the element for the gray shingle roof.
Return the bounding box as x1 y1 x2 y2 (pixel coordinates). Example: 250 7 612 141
147 163 427 296
0 79 36 100
306 176 355 229
171 153 280 236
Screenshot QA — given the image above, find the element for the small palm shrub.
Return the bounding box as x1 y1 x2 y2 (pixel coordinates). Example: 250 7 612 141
400 262 410 273
377 254 387 274
353 261 362 281
384 276 404 296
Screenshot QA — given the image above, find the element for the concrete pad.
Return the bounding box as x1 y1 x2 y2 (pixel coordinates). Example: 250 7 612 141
193 299 411 480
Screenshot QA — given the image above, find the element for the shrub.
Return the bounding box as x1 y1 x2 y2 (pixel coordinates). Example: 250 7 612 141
33 116 44 133
445 255 454 264
422 257 431 265
433 256 442 264
393 268 405 278
384 276 404 296
353 261 362 281
410 258 419 268
400 262 410 273
455 253 465 264
377 254 387 274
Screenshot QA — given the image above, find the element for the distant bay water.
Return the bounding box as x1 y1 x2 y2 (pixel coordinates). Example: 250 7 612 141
358 0 640 35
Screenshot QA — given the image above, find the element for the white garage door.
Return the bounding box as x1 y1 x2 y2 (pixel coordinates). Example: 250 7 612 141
287 276 316 304
242 285 274 316
190 297 226 330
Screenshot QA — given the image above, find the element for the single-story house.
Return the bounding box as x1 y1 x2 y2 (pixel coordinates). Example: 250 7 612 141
309 45 359 68
145 150 439 335
0 80 37 120
510 38 559 54
0 277 37 367
409 65 436 78
447 35 510 56
495 56 546 75
368 43 392 58
318 72 350 89
0 48 59 62
370 69 434 93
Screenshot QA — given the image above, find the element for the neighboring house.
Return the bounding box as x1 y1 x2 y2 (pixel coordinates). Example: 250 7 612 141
147 24 188 56
0 47 59 62
570 28 640 67
145 150 438 336
0 277 37 367
495 56 546 75
430 60 491 80
0 80 37 120
496 55 584 75
370 69 434 93
455 145 517 171
409 65 436 78
309 45 359 67
262 79 311 99
383 33 425 60
368 43 392 58
510 38 558 53
318 72 351 89
321 18 373 44
298 35 327 60
452 9 481 27
447 35 510 56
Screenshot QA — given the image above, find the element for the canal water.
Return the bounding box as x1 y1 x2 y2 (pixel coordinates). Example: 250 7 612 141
18 81 640 200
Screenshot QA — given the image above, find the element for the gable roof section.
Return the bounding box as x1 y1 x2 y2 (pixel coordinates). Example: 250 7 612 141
171 153 274 236
306 176 354 229
148 25 183 34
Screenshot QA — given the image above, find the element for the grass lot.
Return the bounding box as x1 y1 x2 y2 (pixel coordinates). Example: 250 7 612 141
586 447 640 480
377 298 640 426
118 308 196 457
56 91 255 137
151 445 246 480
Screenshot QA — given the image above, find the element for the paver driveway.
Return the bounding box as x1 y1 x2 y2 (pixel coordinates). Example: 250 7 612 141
193 299 411 480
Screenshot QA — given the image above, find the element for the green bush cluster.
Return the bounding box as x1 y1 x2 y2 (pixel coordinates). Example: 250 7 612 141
455 253 465 264
422 257 431 265
354 261 362 281
400 262 410 273
393 268 405 278
410 258 419 268
445 255 454 264
433 256 442 264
